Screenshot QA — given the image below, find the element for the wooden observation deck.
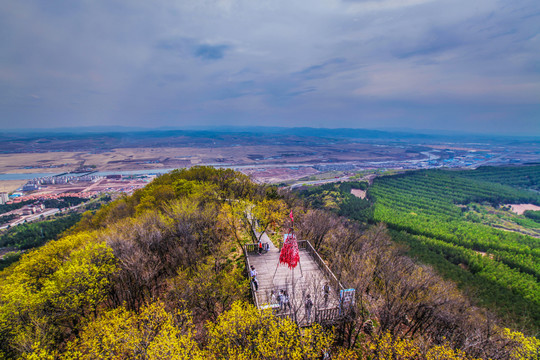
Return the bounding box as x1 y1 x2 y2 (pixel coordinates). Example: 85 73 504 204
244 231 346 327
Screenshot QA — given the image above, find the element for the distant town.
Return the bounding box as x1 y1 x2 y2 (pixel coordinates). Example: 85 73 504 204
0 172 152 230
0 128 538 229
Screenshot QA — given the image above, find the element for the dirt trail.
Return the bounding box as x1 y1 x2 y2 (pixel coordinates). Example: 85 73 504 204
507 204 540 215
350 189 366 199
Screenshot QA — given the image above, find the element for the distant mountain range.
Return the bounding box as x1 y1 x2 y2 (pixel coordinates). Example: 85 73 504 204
2 125 538 142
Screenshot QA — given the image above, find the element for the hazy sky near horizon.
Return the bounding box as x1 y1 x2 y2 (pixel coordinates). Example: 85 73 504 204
1 0 539 135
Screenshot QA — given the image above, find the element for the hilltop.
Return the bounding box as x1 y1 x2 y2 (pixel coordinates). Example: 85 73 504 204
0 166 538 359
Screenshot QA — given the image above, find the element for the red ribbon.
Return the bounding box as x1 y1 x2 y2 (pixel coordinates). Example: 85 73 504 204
279 232 299 269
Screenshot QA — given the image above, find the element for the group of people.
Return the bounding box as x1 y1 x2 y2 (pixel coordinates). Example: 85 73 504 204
250 264 332 323
268 290 315 323
257 239 269 255
270 289 292 312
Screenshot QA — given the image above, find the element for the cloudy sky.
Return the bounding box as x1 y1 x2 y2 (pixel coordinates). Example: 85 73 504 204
1 0 539 135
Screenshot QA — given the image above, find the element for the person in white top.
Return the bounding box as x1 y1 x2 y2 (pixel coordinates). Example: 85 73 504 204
250 265 258 291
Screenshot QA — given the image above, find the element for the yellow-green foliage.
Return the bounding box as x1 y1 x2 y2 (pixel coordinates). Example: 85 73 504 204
503 328 540 360
207 301 335 360
170 258 247 321
0 167 273 358
18 343 57 360
368 332 421 360
72 166 257 232
367 331 482 360
364 330 540 359
61 301 349 360
251 198 288 238
61 301 204 360
425 345 478 360
0 232 116 357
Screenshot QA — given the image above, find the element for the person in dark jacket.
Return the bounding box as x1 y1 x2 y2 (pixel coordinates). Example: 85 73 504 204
305 294 313 322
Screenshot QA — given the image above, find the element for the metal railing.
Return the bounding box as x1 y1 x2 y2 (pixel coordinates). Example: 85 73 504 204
244 243 258 253
275 312 296 323
298 240 345 293
245 242 272 252
315 307 341 324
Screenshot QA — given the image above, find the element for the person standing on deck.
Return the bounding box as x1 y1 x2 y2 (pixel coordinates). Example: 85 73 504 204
270 290 277 305
283 290 291 312
278 290 284 311
305 294 313 323
323 283 330 305
250 265 258 291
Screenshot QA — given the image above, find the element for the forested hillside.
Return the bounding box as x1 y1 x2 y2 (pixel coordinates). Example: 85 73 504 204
0 196 111 271
0 167 538 359
367 167 540 333
0 212 83 271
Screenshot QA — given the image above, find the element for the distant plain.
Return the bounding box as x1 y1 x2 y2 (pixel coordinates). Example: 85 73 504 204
0 128 538 186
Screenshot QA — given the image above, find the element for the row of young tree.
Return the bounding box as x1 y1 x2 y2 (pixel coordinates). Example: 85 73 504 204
524 210 540 222
391 230 540 327
369 169 540 208
0 166 538 359
453 165 540 191
367 169 540 333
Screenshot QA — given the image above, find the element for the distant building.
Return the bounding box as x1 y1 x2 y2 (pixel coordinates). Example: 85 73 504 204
0 192 8 205
106 175 122 180
22 183 40 192
21 204 43 215
21 206 34 215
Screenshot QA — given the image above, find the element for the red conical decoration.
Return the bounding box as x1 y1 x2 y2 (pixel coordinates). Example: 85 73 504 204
279 230 300 269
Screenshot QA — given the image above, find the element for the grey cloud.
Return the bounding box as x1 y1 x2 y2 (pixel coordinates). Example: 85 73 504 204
392 28 465 59
194 44 231 60
295 58 348 79
0 0 538 134
156 38 231 61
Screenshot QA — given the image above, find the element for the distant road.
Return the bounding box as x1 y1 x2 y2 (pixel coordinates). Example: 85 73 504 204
83 178 105 192
1 209 59 229
0 202 87 230
289 176 352 189
464 154 506 169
